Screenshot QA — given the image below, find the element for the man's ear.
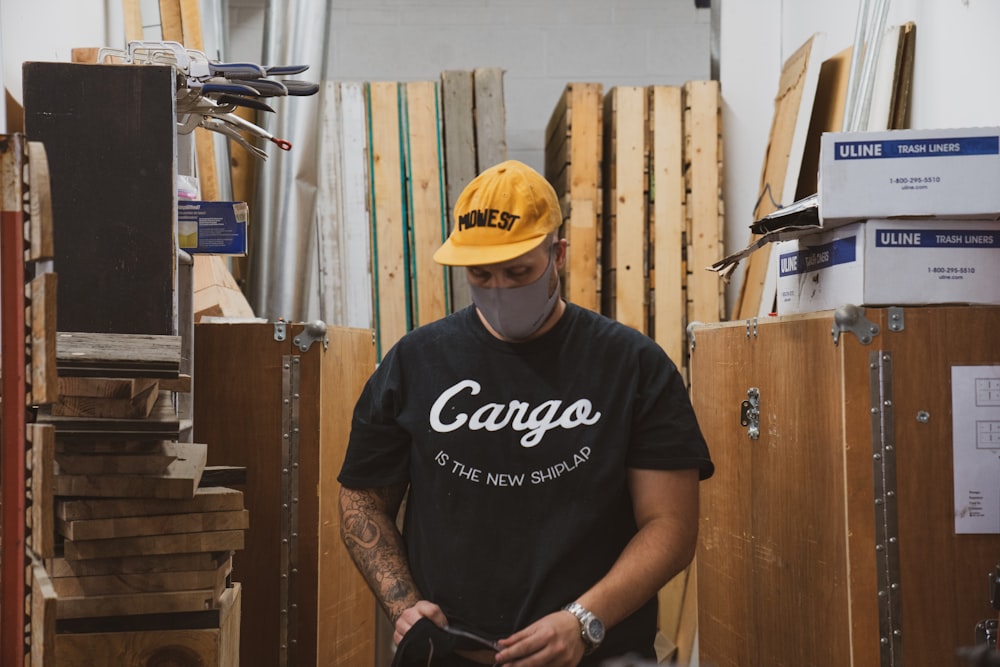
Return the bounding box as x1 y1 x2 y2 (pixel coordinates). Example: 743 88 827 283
555 238 568 268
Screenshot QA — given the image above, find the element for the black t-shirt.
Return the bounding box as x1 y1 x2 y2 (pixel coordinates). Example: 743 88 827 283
339 303 713 662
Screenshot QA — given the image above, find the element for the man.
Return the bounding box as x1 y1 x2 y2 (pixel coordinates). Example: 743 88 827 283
338 160 713 666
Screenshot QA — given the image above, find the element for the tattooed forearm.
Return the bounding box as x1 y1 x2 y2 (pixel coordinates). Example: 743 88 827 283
339 483 418 622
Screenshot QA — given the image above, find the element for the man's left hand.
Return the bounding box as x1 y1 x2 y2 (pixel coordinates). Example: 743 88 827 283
493 610 585 666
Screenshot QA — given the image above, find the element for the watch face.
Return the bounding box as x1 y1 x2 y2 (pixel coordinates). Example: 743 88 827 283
586 617 605 642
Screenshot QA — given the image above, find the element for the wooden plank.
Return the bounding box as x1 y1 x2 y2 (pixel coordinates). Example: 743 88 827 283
547 83 603 313
55 439 180 457
404 81 449 326
55 441 207 499
40 391 180 439
57 588 219 619
52 380 159 419
367 81 409 358
58 376 158 400
56 331 181 376
29 272 58 405
55 441 179 475
27 141 54 261
440 70 476 312
889 22 916 130
683 80 724 327
52 559 230 596
609 86 647 333
733 34 823 319
649 85 685 369
54 583 241 667
56 486 243 521
28 424 56 558
64 529 244 561
158 0 185 45
30 558 56 667
59 509 249 541
317 81 373 330
49 551 231 577
472 67 507 171
121 0 144 43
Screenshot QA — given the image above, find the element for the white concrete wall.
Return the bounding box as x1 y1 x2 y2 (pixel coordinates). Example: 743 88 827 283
229 0 712 171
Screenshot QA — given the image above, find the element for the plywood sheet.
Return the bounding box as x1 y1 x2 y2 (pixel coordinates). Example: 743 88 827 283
733 34 824 319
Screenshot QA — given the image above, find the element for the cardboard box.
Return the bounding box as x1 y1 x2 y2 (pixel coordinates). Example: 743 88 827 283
776 219 1000 315
178 202 248 255
819 127 1000 225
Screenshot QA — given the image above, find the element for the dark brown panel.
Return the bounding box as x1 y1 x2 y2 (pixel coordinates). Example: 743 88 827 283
23 62 175 336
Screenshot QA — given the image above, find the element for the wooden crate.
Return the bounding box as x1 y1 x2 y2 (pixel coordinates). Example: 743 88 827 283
54 583 241 667
691 306 1000 667
193 323 377 667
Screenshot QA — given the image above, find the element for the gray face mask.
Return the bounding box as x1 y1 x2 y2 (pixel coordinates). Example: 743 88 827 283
469 252 560 341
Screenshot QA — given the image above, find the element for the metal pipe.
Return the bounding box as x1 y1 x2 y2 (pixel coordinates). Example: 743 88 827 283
843 0 872 131
855 0 892 130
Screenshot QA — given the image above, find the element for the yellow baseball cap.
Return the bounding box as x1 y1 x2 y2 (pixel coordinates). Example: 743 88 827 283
433 160 562 266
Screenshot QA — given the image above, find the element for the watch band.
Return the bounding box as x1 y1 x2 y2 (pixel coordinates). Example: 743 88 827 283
563 602 605 654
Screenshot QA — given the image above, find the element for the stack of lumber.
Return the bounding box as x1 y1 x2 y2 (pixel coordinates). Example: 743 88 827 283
545 81 724 381
318 69 507 360
37 332 247 624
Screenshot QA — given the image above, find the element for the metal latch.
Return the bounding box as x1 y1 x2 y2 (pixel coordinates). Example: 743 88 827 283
832 304 880 346
740 387 760 440
274 321 287 342
293 320 328 352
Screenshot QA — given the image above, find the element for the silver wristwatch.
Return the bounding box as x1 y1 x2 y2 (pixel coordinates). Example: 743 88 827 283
563 602 605 654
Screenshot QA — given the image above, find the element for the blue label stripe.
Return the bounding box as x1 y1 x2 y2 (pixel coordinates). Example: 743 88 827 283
834 136 999 160
778 237 857 277
874 228 1000 248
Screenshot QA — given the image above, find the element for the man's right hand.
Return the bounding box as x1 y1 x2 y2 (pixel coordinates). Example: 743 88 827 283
393 600 449 646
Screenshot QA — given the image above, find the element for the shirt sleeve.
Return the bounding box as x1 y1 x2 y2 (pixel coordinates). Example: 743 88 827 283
337 346 414 489
626 342 715 480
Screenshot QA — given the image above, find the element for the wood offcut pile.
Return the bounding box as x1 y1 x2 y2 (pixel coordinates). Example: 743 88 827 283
38 332 247 623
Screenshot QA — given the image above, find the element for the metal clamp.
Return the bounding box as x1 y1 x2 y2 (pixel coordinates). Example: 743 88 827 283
274 321 287 342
